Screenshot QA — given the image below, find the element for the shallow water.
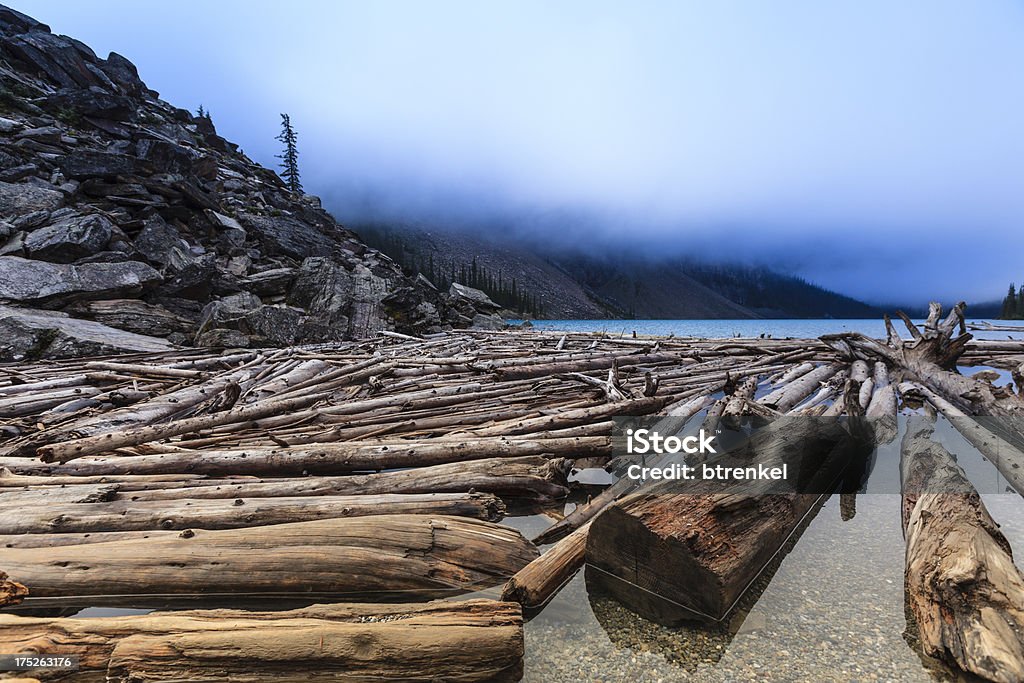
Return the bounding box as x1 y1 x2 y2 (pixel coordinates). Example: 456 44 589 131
514 411 1024 682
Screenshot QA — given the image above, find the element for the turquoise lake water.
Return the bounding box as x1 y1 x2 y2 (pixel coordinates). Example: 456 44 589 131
511 318 1024 341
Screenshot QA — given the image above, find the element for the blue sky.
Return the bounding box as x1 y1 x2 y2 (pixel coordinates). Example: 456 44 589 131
12 1 1024 304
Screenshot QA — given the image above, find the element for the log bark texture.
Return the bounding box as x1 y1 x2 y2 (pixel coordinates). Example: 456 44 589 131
901 418 1024 683
0 492 505 534
3 515 538 601
0 599 524 682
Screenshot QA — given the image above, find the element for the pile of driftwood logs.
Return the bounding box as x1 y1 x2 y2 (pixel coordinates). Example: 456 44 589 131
1 304 1024 681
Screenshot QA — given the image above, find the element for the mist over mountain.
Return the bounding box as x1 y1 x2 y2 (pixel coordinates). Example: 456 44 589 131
357 223 882 320
12 0 1024 309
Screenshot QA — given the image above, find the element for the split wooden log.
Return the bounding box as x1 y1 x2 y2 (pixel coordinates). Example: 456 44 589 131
14 437 605 478
4 371 252 457
0 530 181 548
36 393 327 462
0 599 524 682
0 492 506 534
501 521 591 609
3 515 538 601
466 397 668 437
585 415 872 624
900 418 1024 683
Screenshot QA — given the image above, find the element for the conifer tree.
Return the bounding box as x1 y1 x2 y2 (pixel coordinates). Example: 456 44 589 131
1003 284 1018 319
276 113 303 194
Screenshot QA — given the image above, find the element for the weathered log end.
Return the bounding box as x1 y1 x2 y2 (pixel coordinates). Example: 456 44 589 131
501 521 590 609
585 494 730 623
0 569 28 606
586 491 814 624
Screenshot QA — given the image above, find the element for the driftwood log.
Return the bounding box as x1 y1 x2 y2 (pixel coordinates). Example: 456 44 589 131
8 437 605 478
901 418 1024 682
0 492 506 534
823 303 1024 428
3 515 538 601
0 600 524 682
502 521 591 609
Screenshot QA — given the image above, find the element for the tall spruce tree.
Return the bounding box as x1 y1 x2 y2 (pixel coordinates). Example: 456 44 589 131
275 113 303 194
1003 283 1018 319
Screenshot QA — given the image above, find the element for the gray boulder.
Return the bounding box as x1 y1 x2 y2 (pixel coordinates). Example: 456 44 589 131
195 327 250 348
0 181 63 219
134 216 186 266
0 306 174 361
136 139 194 174
97 51 147 96
198 292 261 330
241 213 335 260
198 292 304 347
43 87 132 121
0 256 161 303
288 257 392 339
244 304 305 346
449 282 501 312
25 213 113 262
72 298 192 337
471 313 506 331
60 150 137 179
241 267 295 296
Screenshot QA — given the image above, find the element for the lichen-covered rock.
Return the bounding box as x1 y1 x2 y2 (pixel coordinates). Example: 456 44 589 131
0 181 63 219
198 292 262 330
0 305 174 361
446 282 506 329
71 298 192 337
133 216 186 266
24 213 112 262
240 213 335 260
471 312 507 330
0 256 161 303
449 282 501 312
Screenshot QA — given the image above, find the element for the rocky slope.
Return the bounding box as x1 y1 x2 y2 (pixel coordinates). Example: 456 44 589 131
0 5 497 360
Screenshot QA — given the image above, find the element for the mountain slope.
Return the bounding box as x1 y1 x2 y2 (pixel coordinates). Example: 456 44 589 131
357 223 617 318
0 4 467 358
354 223 879 320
